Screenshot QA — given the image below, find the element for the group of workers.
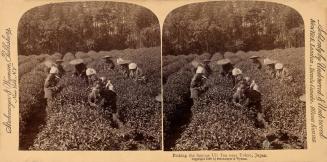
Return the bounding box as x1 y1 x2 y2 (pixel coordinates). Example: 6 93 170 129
261 57 293 82
189 55 296 128
67 56 145 83
42 52 301 129
43 55 147 127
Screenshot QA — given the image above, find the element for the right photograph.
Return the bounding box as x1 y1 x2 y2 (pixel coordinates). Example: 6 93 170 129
163 1 306 151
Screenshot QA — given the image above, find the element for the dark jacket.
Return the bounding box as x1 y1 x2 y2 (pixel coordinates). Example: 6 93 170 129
56 64 65 77
74 63 87 77
44 74 60 99
220 63 233 76
190 73 207 98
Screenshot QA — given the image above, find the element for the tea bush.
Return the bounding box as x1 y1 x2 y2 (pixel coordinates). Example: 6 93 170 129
24 47 161 150
19 64 48 142
164 48 306 150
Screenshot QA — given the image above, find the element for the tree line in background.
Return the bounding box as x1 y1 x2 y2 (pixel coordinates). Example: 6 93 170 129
18 2 160 56
163 1 304 55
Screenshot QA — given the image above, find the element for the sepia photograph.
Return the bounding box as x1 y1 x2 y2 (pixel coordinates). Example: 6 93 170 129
163 1 306 151
2 0 327 161
18 1 161 150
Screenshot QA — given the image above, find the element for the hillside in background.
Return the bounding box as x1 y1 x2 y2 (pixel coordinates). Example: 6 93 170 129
163 1 304 55
18 2 160 56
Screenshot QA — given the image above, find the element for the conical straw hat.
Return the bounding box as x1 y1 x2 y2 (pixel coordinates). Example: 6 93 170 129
263 58 275 65
249 55 260 59
55 59 64 63
217 59 231 65
103 55 112 59
69 58 84 65
117 58 131 65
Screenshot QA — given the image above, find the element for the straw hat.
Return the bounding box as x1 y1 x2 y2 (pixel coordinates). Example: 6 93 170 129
55 59 64 63
299 94 306 102
86 68 96 76
49 66 59 74
275 63 284 70
196 66 205 74
69 58 84 65
117 58 131 65
155 93 162 102
232 68 242 76
102 55 112 59
263 58 275 65
128 63 137 70
249 56 260 59
217 59 231 65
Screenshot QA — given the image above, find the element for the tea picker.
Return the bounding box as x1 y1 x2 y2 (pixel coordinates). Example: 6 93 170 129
70 58 88 80
233 76 252 92
203 59 213 76
102 55 115 70
128 62 145 82
275 63 283 79
116 58 131 77
232 84 246 108
243 84 267 128
54 59 65 77
44 59 65 77
217 59 233 77
44 67 62 101
190 66 208 99
100 77 114 91
191 59 212 77
86 68 99 86
232 67 243 87
263 58 276 78
88 80 104 108
88 79 121 128
249 56 262 69
275 63 293 82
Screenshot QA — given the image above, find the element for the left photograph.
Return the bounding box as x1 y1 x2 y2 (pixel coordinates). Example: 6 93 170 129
18 2 161 150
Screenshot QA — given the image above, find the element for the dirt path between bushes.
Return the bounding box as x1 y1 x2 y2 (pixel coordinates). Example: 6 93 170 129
19 99 47 150
164 97 194 151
